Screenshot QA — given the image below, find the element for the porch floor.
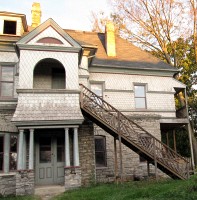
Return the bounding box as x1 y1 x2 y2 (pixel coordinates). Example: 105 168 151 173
35 185 65 200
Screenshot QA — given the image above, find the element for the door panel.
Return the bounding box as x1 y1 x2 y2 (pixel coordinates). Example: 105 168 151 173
54 136 65 184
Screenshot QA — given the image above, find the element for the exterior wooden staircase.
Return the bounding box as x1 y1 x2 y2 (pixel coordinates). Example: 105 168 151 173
80 84 189 180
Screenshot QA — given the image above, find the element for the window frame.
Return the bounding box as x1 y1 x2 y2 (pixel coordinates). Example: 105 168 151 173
134 83 147 109
0 65 15 99
95 135 107 168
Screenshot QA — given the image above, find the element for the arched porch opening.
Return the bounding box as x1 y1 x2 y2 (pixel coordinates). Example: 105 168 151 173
33 58 66 89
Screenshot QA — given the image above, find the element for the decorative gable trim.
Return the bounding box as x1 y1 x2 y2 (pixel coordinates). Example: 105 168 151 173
17 18 81 48
16 43 81 53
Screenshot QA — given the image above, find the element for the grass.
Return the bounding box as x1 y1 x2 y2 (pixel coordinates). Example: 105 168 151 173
54 175 197 200
1 175 197 200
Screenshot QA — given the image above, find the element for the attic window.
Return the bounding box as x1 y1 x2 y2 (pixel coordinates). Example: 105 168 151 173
3 20 17 35
37 37 63 44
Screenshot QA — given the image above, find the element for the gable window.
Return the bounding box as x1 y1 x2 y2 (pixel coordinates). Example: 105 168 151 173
134 85 147 109
3 20 17 35
0 66 14 98
95 136 106 167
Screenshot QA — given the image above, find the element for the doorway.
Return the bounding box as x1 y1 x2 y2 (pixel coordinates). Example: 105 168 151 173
35 134 65 185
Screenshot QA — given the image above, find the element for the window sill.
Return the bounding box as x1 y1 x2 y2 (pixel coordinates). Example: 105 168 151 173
0 172 16 176
0 98 17 102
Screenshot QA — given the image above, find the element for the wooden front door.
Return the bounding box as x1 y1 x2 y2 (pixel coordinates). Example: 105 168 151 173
36 135 65 185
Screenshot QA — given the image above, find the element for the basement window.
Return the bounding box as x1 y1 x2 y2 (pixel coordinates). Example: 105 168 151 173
95 136 107 167
3 20 17 35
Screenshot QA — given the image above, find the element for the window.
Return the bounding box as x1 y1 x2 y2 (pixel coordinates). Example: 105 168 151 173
134 85 146 109
0 137 3 171
90 84 103 97
0 66 14 98
95 136 106 167
0 135 18 172
3 20 17 35
90 83 103 106
10 135 17 171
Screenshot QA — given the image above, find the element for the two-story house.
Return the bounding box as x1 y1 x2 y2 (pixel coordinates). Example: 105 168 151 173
0 3 193 196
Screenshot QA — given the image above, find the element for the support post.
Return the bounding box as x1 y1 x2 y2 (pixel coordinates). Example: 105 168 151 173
173 129 177 153
147 161 150 177
4 134 10 173
153 139 158 180
73 127 80 166
118 134 123 182
114 137 118 182
166 132 169 147
17 129 24 170
65 128 70 167
29 129 34 170
187 124 195 170
117 112 123 183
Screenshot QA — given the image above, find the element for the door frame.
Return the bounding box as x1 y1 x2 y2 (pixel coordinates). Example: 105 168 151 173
35 132 65 185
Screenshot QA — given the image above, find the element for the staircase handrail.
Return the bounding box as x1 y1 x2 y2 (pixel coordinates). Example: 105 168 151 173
80 84 189 179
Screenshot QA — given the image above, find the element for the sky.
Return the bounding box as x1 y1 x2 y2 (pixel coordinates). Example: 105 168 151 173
1 0 111 31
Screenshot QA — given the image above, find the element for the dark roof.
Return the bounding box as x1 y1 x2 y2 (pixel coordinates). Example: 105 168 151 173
66 30 177 72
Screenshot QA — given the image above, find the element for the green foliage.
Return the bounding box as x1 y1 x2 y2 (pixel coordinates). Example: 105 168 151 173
54 176 197 200
161 129 191 157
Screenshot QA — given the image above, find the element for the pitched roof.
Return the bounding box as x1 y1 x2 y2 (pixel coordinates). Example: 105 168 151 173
66 30 177 72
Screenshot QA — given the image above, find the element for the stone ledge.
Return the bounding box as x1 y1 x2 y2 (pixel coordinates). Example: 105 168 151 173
0 172 16 177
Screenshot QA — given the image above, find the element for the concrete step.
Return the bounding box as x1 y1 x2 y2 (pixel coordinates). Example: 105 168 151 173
35 185 65 200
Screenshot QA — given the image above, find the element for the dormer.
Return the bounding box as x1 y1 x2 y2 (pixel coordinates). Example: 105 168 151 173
0 11 28 36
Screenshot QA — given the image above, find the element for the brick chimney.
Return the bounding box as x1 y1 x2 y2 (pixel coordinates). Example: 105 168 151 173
31 2 41 28
105 21 116 57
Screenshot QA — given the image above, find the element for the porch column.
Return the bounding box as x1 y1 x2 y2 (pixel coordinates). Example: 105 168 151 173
29 129 34 170
23 133 26 169
73 127 79 166
4 133 10 173
65 128 70 167
17 129 24 170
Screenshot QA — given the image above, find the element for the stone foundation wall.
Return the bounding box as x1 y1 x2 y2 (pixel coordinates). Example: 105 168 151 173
16 170 34 196
65 167 81 190
79 122 95 186
0 173 16 197
0 170 34 197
